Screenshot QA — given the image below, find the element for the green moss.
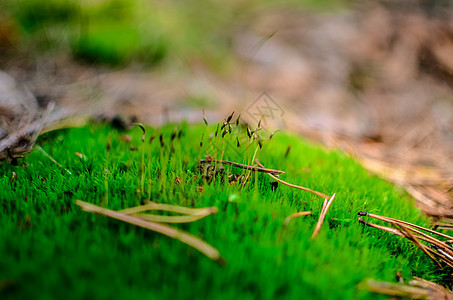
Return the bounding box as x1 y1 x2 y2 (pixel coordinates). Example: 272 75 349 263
0 122 448 299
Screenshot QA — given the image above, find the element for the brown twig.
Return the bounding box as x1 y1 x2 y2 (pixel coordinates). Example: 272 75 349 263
255 160 329 199
311 193 336 239
75 200 224 264
200 159 285 175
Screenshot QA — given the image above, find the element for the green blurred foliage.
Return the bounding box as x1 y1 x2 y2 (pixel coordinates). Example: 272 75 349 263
13 0 79 32
5 0 168 67
2 0 349 68
72 1 167 66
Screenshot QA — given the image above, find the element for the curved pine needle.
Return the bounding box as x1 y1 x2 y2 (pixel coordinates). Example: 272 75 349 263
312 193 336 239
135 213 214 223
363 212 453 240
75 200 224 264
255 160 329 199
37 145 72 175
358 214 453 268
359 212 453 256
119 202 218 216
284 211 312 226
359 218 446 268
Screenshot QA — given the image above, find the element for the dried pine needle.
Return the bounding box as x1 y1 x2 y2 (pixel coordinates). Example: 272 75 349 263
358 217 406 238
359 212 453 255
361 279 432 299
361 278 453 300
396 223 442 268
312 193 336 239
75 200 224 264
358 212 453 268
135 213 215 224
255 160 329 199
37 145 72 175
119 202 217 216
360 212 453 240
283 211 312 226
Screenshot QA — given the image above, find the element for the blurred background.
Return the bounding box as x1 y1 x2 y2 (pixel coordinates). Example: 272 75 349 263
1 0 453 216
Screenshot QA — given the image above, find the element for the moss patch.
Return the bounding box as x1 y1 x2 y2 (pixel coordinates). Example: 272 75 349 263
0 122 447 299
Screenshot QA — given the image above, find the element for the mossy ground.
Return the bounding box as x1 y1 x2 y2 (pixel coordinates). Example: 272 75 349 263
0 121 448 299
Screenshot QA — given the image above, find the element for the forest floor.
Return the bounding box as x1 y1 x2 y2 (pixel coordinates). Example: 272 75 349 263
2 1 453 298
2 2 452 219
